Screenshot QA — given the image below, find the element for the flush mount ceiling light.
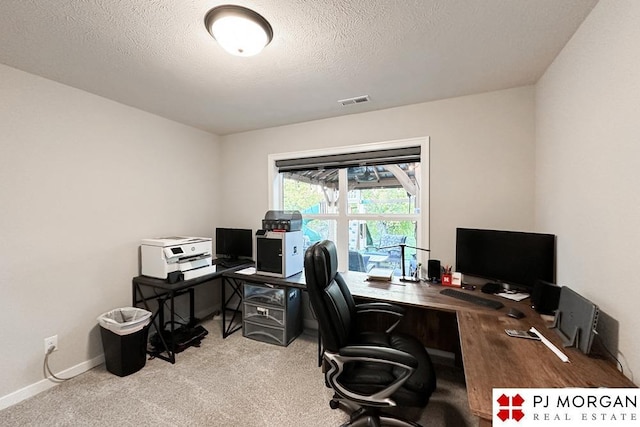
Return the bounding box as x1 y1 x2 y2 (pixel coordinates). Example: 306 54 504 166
204 5 273 57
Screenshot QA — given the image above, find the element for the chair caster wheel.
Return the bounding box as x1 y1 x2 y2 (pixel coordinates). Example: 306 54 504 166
329 399 340 409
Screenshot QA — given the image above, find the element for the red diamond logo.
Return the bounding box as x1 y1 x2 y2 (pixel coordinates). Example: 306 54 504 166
513 394 525 406
496 393 525 422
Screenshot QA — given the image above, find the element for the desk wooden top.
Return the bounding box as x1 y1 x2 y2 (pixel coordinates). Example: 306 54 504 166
226 269 530 316
227 269 525 315
458 305 636 420
343 272 523 315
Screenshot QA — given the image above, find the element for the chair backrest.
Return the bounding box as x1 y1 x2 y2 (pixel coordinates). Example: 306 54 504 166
348 250 366 272
304 240 356 352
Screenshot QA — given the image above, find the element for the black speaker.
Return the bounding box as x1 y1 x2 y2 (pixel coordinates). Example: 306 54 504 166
531 280 561 315
427 259 441 282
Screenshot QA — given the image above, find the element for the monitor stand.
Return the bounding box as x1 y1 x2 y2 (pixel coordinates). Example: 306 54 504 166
216 257 252 268
481 282 502 294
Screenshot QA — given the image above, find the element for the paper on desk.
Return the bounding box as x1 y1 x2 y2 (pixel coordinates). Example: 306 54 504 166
236 267 256 275
366 268 393 281
496 292 529 302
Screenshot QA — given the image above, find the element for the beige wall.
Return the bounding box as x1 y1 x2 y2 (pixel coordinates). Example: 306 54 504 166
221 86 537 267
220 87 537 331
3 0 636 406
536 0 640 382
0 64 221 404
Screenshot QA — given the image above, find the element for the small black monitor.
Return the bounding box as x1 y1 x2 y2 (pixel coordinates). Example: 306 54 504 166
215 228 253 260
455 228 555 291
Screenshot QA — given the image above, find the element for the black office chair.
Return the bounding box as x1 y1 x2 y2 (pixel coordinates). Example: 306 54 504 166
305 240 436 427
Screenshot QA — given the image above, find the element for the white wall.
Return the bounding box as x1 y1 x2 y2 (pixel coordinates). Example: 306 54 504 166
221 86 537 267
221 87 536 331
536 0 640 382
0 64 221 405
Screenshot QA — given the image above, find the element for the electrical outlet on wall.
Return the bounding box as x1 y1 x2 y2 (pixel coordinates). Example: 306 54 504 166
44 335 58 354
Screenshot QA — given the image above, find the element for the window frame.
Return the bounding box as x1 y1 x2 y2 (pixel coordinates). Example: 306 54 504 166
268 137 430 272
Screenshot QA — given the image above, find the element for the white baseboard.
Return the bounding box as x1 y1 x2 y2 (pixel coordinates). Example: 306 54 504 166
0 354 105 411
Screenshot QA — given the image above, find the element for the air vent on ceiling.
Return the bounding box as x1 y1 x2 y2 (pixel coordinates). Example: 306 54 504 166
338 95 370 106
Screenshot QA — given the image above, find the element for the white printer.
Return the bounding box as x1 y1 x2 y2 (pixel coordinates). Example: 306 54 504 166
255 230 304 278
141 236 216 281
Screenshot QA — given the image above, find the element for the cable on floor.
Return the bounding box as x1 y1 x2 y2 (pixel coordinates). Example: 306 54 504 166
44 347 81 382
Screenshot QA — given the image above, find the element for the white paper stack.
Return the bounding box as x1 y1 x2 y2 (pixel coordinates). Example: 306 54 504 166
366 268 393 281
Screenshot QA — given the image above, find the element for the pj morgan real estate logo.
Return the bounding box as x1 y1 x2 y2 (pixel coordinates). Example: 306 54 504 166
493 388 639 426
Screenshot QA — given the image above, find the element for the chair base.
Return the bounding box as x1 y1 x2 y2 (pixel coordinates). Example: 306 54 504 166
333 397 423 427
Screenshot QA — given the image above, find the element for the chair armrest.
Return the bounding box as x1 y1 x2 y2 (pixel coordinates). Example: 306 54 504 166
355 302 405 333
338 345 417 369
355 302 405 316
325 346 418 406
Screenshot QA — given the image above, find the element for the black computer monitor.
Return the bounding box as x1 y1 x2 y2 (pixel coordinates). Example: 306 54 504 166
215 228 253 260
455 228 555 291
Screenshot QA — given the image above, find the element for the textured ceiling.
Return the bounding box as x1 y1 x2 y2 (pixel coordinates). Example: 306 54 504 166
0 0 598 135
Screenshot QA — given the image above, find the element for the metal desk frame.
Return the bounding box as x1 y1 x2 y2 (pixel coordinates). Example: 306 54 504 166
132 262 252 363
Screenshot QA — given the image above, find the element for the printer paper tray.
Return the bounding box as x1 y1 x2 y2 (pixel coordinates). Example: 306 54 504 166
177 256 211 272
183 265 216 280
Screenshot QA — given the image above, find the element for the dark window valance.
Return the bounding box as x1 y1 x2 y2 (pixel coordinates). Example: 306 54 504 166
275 146 421 173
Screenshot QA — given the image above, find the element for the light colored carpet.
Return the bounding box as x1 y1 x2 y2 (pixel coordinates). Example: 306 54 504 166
0 317 477 426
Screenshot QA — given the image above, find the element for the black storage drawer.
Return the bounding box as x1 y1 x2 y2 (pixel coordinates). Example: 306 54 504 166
244 283 285 306
242 282 302 346
243 322 289 346
243 303 285 327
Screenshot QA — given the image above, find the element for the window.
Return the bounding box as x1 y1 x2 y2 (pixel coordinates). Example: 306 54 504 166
269 138 429 274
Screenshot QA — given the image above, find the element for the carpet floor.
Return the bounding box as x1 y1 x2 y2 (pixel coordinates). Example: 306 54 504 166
0 317 477 426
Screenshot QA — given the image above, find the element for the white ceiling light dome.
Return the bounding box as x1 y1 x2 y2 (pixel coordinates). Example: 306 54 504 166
204 5 273 57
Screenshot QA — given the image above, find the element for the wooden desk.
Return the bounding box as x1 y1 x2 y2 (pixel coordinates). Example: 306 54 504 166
342 272 520 363
221 270 635 426
340 272 635 426
343 272 515 314
458 306 636 426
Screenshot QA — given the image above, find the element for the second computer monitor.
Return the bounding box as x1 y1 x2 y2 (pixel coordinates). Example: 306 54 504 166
215 228 253 260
